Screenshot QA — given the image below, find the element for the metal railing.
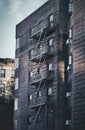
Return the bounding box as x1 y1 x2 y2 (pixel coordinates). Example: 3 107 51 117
30 19 48 38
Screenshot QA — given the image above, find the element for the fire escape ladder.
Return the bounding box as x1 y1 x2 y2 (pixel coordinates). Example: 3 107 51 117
36 80 42 94
34 106 42 123
36 29 43 47
36 56 47 93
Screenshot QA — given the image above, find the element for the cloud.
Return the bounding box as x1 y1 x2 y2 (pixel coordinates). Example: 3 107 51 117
0 0 48 58
8 0 48 22
8 0 23 20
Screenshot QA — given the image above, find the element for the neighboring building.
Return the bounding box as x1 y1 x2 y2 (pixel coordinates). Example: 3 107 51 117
68 1 85 130
0 58 15 98
0 58 14 130
14 0 85 130
14 0 68 130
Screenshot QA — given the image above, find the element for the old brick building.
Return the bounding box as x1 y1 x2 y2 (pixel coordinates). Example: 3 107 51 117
0 58 14 130
0 58 14 97
14 0 85 130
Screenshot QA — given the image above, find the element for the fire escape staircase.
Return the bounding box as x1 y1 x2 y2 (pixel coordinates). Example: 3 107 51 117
34 106 42 124
31 29 48 123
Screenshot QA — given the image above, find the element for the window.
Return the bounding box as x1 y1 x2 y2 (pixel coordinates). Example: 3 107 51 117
66 92 71 97
16 38 20 49
38 91 42 97
37 67 42 74
67 66 71 71
15 58 19 69
0 84 5 93
31 28 34 35
29 72 33 78
0 69 5 78
15 78 18 90
49 14 54 28
69 56 72 65
66 39 72 44
48 88 52 95
67 55 72 71
29 49 34 59
68 2 72 13
30 95 32 100
14 98 18 110
28 117 32 124
11 70 15 78
14 120 17 129
66 120 71 125
49 15 53 22
49 38 53 46
38 44 42 51
69 29 72 38
48 63 53 71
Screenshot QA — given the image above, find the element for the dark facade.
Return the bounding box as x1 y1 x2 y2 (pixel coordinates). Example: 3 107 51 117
70 1 85 130
66 0 85 130
14 0 85 130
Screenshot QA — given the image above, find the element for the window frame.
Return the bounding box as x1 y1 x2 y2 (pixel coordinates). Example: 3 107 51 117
0 84 5 93
0 69 5 78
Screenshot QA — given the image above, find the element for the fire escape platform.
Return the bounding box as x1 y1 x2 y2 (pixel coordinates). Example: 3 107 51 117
29 102 46 108
30 50 54 62
29 71 54 85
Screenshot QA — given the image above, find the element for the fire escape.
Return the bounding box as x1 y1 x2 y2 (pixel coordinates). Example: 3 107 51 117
28 16 55 128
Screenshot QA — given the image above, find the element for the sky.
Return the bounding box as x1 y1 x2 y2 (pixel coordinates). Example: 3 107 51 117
0 0 48 59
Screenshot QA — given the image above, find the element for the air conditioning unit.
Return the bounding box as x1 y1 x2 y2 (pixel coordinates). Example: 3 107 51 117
66 39 72 45
66 120 71 125
66 92 71 97
67 66 71 71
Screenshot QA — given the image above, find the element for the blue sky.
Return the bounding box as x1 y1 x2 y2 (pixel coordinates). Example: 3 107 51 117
0 0 47 58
